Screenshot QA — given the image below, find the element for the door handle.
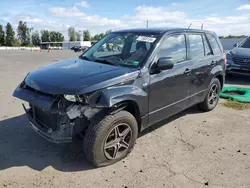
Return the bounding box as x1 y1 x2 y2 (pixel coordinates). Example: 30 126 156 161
183 68 191 74
211 61 216 65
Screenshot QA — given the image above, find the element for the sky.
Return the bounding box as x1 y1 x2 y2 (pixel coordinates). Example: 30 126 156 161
1 0 250 39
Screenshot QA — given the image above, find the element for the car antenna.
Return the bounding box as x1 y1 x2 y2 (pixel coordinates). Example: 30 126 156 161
188 23 192 29
201 23 204 30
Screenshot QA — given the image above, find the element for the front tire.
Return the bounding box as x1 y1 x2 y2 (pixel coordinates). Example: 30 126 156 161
198 78 221 111
83 110 138 167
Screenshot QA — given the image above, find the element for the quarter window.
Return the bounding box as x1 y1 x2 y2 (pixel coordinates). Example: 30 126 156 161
189 34 204 59
157 34 187 64
207 34 221 55
203 35 212 56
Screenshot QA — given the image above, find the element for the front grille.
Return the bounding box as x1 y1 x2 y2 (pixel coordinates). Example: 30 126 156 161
230 69 250 74
33 106 58 130
233 57 250 66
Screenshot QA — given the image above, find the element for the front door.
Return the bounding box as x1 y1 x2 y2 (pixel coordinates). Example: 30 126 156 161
148 33 192 126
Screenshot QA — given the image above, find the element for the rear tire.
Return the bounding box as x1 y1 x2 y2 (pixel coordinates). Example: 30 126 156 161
83 110 138 167
198 78 221 111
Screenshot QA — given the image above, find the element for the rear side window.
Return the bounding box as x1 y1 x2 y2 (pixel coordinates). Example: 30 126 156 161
157 34 187 64
207 34 221 55
189 34 204 59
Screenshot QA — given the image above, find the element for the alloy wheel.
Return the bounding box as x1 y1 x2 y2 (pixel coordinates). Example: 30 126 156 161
208 84 219 106
104 123 132 160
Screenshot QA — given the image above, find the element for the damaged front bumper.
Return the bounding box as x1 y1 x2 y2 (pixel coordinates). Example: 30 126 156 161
23 104 74 143
13 84 100 144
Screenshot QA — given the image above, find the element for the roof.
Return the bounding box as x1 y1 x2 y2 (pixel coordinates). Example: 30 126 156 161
113 27 213 34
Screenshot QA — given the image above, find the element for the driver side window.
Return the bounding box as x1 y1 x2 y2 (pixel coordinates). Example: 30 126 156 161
157 34 187 64
93 36 125 58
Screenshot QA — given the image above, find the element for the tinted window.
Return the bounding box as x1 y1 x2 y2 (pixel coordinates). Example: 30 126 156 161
203 35 212 56
189 34 204 59
158 34 187 64
207 34 221 55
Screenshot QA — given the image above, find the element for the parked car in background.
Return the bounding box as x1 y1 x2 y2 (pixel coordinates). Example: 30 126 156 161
71 46 82 52
13 28 225 167
70 45 78 51
226 36 250 76
70 46 89 52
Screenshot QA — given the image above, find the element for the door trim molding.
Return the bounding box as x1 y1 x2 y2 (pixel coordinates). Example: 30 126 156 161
148 89 207 115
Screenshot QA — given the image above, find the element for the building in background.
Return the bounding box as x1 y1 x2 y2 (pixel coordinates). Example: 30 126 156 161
40 41 92 50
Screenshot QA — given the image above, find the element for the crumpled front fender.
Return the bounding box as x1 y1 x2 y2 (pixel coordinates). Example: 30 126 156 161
87 85 148 116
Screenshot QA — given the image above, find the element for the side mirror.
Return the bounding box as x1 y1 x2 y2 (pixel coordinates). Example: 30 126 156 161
233 43 238 47
157 57 174 70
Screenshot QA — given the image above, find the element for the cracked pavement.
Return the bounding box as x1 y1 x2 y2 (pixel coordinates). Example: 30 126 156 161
0 51 250 188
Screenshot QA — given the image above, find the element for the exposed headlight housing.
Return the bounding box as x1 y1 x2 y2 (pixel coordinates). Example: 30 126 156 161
64 95 76 102
64 95 85 103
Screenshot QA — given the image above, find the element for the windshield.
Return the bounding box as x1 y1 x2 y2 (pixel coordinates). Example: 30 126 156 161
239 37 250 48
81 32 160 67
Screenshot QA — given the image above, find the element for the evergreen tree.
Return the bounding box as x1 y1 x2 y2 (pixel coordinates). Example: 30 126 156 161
68 27 76 41
5 23 15 46
31 31 41 46
0 24 5 46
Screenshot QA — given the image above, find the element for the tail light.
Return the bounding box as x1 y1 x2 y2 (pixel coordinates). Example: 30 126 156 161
224 53 227 65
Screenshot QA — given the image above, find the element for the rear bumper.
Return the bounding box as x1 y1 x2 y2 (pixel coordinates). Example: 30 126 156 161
23 104 73 143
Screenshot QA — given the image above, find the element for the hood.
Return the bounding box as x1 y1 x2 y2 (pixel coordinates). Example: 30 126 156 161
25 58 139 94
231 47 250 58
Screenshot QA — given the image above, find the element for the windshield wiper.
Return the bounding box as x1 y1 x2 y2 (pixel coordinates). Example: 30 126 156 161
80 56 117 66
80 56 92 61
94 58 118 66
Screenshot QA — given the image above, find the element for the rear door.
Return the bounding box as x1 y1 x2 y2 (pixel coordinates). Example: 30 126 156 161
148 33 192 126
187 32 215 106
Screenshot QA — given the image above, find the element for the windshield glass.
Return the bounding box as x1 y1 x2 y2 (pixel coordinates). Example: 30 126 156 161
81 32 160 67
239 37 250 48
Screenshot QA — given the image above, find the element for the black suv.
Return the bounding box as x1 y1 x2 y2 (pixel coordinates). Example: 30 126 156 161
226 36 250 76
13 28 225 167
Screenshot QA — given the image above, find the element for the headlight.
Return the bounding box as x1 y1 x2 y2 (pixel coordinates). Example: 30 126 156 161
64 95 86 103
64 95 77 102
